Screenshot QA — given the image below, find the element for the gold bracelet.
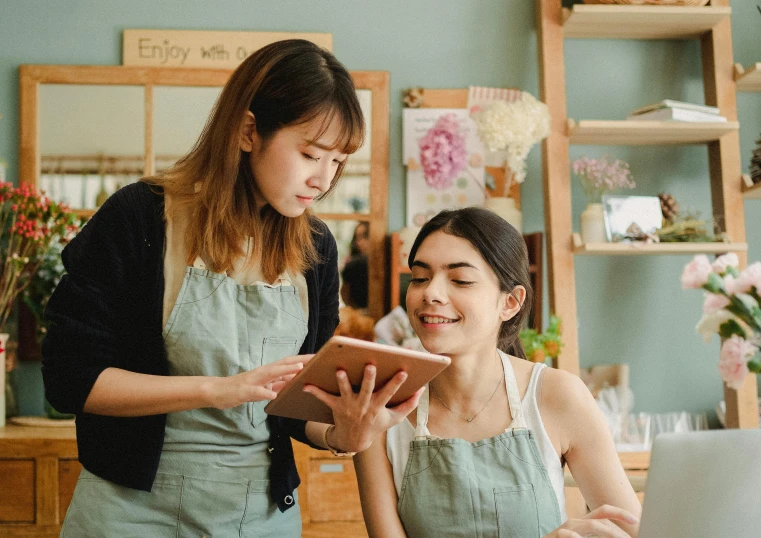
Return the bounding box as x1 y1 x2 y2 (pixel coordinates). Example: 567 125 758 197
322 424 356 457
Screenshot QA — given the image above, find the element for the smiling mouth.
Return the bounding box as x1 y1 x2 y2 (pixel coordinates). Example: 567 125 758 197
420 316 458 324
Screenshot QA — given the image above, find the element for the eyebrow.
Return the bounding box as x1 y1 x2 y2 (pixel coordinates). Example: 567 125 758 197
303 139 347 154
411 261 479 271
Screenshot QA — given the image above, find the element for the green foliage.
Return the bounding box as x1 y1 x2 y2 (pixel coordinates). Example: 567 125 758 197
519 314 563 362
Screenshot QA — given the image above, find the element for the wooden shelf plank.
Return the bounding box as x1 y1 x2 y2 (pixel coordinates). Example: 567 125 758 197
735 63 761 92
743 174 761 200
563 5 730 40
572 234 747 256
567 119 738 146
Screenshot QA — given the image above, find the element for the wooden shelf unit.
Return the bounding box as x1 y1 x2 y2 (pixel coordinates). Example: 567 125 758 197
563 5 730 40
537 0 758 437
567 119 738 146
743 174 761 200
571 233 748 256
734 63 761 92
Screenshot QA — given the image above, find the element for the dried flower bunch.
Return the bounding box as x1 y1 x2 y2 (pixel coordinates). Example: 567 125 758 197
0 182 79 332
682 253 761 389
418 113 468 190
571 156 636 203
473 92 551 185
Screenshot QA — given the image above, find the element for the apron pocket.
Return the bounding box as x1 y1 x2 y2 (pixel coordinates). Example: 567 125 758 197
495 483 541 538
62 471 183 537
251 337 299 427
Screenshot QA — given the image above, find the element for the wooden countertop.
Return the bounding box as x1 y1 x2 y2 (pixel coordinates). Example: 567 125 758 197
0 422 77 441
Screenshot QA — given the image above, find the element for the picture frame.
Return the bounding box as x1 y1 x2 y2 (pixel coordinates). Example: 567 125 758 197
602 195 662 242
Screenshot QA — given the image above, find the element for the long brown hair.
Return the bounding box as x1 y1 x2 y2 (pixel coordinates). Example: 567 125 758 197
407 207 533 359
146 39 364 280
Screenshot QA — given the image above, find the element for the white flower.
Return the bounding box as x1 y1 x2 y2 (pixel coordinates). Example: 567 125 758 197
474 92 551 183
695 310 740 343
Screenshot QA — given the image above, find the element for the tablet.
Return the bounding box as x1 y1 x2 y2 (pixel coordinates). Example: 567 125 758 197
264 335 451 424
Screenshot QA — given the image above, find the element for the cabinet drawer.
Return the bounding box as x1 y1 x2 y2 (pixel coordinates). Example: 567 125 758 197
58 459 82 520
308 458 363 522
0 459 35 523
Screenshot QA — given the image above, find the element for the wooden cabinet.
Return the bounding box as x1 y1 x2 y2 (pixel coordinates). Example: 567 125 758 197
293 441 368 538
0 424 79 537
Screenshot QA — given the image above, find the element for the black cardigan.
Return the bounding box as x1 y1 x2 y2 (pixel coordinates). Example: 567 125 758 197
41 182 339 512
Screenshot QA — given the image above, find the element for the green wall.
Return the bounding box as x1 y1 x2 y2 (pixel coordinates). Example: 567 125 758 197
1 0 759 419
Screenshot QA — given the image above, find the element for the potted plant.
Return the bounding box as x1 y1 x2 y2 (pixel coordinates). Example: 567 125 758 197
571 156 636 244
473 91 551 232
0 182 79 425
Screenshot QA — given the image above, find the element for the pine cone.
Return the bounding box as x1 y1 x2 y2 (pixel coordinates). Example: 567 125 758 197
658 193 679 224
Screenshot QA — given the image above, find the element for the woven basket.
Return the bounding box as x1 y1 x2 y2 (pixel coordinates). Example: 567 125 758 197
583 0 710 6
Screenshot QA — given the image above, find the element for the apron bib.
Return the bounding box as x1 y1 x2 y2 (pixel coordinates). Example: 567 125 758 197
62 265 307 538
397 353 562 538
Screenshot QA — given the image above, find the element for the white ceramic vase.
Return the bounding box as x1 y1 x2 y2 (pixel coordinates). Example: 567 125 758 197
0 333 8 428
483 197 523 233
580 202 607 244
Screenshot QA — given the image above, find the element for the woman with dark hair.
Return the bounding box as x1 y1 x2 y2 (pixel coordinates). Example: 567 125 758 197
355 207 641 538
42 39 419 537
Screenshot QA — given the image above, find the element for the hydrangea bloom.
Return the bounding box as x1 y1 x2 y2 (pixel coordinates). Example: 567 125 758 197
418 114 468 190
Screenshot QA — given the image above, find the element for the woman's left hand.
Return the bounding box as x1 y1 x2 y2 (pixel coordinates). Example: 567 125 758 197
304 365 424 453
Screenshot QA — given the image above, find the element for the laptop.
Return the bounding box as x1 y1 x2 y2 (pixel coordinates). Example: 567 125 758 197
639 428 761 538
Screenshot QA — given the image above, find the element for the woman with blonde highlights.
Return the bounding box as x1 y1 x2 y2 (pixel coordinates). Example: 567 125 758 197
43 39 419 537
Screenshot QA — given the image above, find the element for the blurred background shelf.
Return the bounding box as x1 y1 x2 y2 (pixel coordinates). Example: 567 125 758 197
567 119 738 146
563 5 731 40
572 233 747 256
734 63 761 92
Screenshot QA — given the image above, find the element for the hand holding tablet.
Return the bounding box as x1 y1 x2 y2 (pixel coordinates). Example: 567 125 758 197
264 336 451 424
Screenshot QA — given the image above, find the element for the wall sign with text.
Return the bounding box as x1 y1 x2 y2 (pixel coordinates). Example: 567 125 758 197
123 29 333 69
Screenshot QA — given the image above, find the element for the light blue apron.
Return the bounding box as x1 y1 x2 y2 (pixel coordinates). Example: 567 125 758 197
62 264 308 537
397 352 562 538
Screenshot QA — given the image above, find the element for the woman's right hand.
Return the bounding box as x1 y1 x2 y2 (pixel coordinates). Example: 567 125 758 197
543 505 639 538
208 354 313 409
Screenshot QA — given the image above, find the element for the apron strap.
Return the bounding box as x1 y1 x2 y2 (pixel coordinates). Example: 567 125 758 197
414 386 432 439
500 350 527 430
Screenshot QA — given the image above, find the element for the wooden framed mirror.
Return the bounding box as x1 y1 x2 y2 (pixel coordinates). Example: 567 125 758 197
19 65 389 319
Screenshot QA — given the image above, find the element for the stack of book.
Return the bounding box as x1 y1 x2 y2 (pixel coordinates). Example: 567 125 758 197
627 100 727 123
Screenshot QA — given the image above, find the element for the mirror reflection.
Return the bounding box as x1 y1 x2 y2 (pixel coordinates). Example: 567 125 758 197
312 89 371 215
39 84 144 209
36 82 375 312
153 86 222 172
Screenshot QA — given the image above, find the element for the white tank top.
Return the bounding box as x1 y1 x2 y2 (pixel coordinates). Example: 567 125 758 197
385 352 567 522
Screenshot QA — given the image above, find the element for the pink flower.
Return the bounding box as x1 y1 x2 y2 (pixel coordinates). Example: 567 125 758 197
718 335 757 390
733 262 761 295
703 293 730 314
681 255 712 289
723 274 737 295
711 253 739 275
418 114 468 190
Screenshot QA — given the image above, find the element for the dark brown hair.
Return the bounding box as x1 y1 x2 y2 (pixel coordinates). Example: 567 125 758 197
146 39 365 280
407 207 533 359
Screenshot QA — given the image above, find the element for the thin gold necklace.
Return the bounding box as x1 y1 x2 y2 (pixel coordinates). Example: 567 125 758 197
430 363 505 423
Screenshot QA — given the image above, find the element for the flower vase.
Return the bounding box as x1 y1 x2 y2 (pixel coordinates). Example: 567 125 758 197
0 333 8 428
580 202 607 244
483 197 523 233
